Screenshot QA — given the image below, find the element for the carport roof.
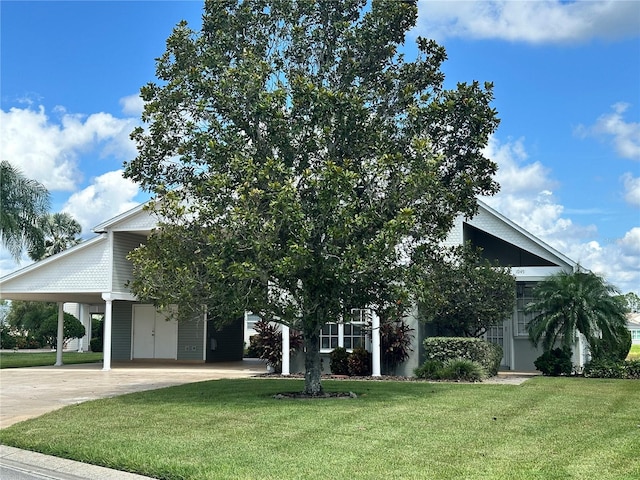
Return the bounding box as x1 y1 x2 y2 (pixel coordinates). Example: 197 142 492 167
0 234 113 304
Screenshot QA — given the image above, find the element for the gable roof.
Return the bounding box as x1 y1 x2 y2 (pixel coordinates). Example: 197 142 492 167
93 202 157 234
0 235 110 303
471 200 577 269
1 197 579 304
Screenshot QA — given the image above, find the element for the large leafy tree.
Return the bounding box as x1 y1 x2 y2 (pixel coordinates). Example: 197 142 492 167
418 244 516 337
0 161 50 261
29 212 82 260
620 292 639 313
6 300 84 347
526 270 629 353
124 0 500 395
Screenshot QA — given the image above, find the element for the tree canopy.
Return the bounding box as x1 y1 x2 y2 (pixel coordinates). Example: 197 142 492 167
526 269 629 353
417 244 516 337
0 161 50 261
6 300 85 348
124 0 500 395
29 212 82 260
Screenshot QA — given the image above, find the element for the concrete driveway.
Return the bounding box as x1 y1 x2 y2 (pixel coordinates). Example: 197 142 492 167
0 360 266 429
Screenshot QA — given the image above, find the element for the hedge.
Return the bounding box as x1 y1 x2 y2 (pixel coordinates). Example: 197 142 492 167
422 337 503 377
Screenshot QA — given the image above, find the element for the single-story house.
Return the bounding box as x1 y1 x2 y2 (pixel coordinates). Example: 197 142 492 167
0 200 587 373
628 313 640 345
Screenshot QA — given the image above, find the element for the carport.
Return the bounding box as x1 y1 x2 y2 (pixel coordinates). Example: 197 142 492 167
1 203 248 370
0 234 130 370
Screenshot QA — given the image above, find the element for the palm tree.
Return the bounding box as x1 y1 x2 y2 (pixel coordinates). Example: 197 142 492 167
0 161 50 261
526 269 629 352
29 212 82 260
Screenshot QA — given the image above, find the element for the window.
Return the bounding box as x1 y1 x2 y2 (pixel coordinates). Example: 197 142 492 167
631 329 640 342
515 283 536 336
343 322 365 349
320 323 339 350
319 309 370 352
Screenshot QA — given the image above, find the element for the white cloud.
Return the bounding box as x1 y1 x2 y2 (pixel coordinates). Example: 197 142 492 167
482 136 639 294
0 105 138 191
576 103 640 161
416 0 640 44
63 170 140 235
120 93 144 117
622 172 640 207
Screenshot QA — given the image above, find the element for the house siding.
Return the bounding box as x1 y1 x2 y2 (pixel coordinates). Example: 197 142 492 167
177 318 206 361
112 301 133 360
511 338 543 371
0 237 110 294
112 233 146 293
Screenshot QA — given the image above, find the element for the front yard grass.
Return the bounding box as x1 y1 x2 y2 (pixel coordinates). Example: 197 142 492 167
627 344 640 360
1 377 638 480
0 351 103 369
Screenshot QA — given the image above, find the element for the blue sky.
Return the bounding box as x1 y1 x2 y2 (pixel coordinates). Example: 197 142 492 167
1 1 639 294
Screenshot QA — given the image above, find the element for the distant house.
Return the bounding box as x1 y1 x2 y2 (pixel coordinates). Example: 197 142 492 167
0 200 588 372
628 313 640 345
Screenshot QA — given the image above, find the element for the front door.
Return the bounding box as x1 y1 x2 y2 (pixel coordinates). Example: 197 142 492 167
132 305 178 359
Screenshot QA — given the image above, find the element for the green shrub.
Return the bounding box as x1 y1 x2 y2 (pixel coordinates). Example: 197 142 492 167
625 359 640 379
0 328 17 349
422 337 503 376
251 319 303 372
90 317 104 353
534 347 573 376
380 319 414 373
583 359 625 379
90 337 103 353
440 358 486 382
12 335 41 349
414 360 444 380
348 346 371 376
38 313 85 347
590 326 632 362
329 346 350 375
583 359 640 379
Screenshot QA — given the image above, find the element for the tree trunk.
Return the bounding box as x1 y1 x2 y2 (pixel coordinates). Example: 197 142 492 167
303 328 324 396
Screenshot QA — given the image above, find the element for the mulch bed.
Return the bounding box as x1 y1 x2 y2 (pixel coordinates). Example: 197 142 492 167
257 372 418 382
273 391 358 399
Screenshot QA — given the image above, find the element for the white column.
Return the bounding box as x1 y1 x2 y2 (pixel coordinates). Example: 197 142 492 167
55 302 64 366
371 310 381 377
102 295 113 371
77 304 84 352
281 324 290 376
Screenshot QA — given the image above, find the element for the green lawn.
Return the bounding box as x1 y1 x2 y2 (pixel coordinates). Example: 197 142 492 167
0 351 103 368
1 377 638 480
628 344 640 360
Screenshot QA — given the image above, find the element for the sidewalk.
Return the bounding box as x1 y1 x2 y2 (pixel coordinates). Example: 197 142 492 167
0 445 156 480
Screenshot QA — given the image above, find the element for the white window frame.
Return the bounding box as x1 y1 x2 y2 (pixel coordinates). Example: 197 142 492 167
515 283 536 337
319 309 371 353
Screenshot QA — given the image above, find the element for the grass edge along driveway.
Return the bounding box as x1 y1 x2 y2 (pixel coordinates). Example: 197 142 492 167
0 352 103 368
1 377 638 480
